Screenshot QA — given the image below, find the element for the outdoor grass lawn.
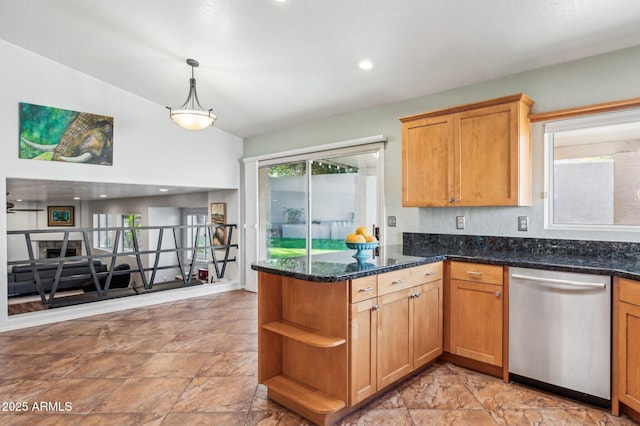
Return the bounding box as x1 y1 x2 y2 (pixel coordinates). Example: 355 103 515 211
268 238 348 259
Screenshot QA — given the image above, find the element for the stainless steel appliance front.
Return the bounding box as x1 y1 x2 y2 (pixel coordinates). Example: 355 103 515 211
509 267 611 405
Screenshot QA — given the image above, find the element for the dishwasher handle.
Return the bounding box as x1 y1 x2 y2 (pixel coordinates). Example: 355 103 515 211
511 273 606 289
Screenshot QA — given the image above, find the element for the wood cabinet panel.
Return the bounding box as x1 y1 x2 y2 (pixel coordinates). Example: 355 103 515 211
401 93 532 207
450 261 503 285
349 298 377 405
615 278 640 415
377 287 414 388
350 275 377 303
402 114 454 206
617 300 640 412
378 262 443 296
413 280 443 369
449 278 503 366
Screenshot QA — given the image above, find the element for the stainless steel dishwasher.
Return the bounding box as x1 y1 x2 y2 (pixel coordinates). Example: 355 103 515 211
509 267 611 407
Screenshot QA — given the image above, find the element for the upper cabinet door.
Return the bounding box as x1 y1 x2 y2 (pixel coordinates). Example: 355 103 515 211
402 114 454 206
455 102 522 206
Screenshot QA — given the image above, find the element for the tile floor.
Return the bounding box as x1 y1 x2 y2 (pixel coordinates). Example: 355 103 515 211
0 289 636 425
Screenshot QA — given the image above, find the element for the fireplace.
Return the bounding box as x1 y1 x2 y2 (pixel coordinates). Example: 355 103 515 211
46 248 78 258
38 240 82 259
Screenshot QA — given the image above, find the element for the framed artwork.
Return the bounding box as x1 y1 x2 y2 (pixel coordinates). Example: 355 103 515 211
48 206 75 227
19 102 114 166
210 203 227 246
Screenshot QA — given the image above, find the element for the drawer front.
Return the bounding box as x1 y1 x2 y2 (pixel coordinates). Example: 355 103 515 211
351 275 378 303
619 277 640 307
378 262 443 296
450 261 503 285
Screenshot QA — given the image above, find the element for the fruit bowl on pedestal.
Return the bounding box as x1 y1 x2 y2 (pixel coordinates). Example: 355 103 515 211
345 241 379 262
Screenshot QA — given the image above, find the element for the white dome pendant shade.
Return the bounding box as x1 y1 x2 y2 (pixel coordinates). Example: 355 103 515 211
166 59 216 130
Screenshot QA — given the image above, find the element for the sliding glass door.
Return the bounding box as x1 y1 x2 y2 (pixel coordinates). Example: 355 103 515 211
258 145 382 260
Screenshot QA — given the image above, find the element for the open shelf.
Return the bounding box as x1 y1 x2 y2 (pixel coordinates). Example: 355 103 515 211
263 320 346 348
264 374 346 414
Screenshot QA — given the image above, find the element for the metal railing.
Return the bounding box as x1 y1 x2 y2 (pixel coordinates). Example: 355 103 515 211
7 224 238 308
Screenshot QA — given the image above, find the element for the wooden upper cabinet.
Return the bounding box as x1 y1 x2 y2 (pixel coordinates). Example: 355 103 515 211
401 93 533 207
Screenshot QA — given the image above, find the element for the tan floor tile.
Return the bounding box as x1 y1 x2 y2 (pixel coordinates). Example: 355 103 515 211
4 378 123 414
464 376 562 410
0 413 83 425
132 352 210 377
172 376 257 412
214 333 257 352
162 412 248 425
197 352 258 377
245 410 314 425
400 370 484 409
78 412 165 425
92 377 190 413
161 332 226 353
0 354 82 379
66 353 151 378
228 319 257 334
338 408 415 425
411 408 497 425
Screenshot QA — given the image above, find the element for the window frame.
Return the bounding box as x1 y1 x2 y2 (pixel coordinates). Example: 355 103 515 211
541 104 640 232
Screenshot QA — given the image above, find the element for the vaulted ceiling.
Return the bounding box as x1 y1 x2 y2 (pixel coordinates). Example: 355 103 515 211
2 0 640 203
2 0 640 139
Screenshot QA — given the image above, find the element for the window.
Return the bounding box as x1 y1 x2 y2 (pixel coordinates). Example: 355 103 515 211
117 213 142 252
186 211 208 261
92 213 112 249
545 108 640 230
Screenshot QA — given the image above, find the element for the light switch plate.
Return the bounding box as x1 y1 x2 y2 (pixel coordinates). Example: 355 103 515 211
518 216 528 231
387 215 397 227
456 216 465 230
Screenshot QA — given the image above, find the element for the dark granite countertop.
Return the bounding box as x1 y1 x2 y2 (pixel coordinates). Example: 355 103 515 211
251 245 443 282
252 238 640 282
406 245 640 281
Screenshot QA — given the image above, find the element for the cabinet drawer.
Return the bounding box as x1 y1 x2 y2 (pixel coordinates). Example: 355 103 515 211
619 278 640 306
450 261 503 285
378 262 443 296
351 275 378 303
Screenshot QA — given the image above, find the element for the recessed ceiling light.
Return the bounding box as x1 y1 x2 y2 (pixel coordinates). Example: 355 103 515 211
358 59 374 70
99 194 107 198
159 188 169 192
73 197 80 200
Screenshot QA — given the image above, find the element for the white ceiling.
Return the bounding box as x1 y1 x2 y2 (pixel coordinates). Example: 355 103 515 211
2 0 640 202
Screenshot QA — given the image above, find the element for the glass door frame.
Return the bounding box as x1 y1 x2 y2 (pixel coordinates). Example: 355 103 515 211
257 142 386 263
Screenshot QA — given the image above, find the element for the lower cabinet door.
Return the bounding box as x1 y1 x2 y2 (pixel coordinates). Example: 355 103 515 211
450 279 503 366
350 298 378 405
618 301 640 412
377 287 413 389
413 280 443 369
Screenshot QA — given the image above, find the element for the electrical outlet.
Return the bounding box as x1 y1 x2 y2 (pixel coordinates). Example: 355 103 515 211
518 216 528 231
387 215 397 227
456 216 465 230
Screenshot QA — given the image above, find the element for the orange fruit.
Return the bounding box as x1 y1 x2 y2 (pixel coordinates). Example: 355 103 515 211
345 233 359 243
365 235 377 242
352 234 366 243
355 226 368 236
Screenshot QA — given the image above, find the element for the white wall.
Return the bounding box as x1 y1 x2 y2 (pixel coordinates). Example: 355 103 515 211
244 45 640 244
0 39 243 329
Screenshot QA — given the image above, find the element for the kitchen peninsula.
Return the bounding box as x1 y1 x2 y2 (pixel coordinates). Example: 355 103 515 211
252 246 444 425
253 234 640 424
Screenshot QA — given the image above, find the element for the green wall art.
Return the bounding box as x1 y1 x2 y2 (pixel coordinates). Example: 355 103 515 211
19 102 114 165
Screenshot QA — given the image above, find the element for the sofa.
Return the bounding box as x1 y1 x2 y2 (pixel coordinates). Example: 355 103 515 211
7 260 111 297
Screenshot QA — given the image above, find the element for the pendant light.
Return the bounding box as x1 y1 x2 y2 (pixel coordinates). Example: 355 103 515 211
166 58 216 130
